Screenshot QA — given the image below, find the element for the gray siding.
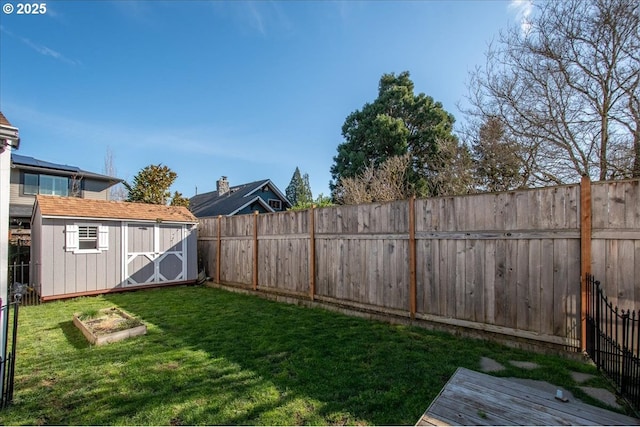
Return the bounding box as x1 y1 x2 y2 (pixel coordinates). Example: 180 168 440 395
10 168 112 214
39 218 122 298
34 215 197 298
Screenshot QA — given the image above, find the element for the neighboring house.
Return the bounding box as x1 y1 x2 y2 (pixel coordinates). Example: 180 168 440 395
189 176 292 218
31 195 198 301
9 154 121 248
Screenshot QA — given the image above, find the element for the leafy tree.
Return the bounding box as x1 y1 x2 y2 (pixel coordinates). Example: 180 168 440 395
330 71 460 198
285 167 313 206
289 193 334 211
170 191 190 207
124 164 179 205
464 0 640 184
471 117 526 192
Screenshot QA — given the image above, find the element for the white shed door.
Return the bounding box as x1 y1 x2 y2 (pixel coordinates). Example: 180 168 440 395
123 223 187 286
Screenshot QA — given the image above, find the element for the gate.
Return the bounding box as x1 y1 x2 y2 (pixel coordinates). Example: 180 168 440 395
0 298 19 408
585 273 640 410
123 223 187 286
8 262 40 306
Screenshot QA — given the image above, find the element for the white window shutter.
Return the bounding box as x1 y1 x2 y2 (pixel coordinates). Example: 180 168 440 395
65 224 79 252
98 226 109 250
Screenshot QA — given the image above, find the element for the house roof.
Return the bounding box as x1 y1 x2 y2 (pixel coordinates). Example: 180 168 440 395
35 195 197 223
0 111 13 127
11 154 122 183
189 179 291 217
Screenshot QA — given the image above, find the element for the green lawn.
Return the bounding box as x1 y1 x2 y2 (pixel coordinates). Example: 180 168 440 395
0 285 623 425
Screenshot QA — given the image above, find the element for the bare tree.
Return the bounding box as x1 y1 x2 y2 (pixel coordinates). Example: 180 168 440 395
336 153 412 205
103 146 127 201
464 0 640 184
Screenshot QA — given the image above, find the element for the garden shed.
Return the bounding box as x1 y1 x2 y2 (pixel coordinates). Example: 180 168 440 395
31 195 198 301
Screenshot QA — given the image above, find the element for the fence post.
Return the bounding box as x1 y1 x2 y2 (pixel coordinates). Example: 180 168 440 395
216 215 221 283
253 211 259 291
580 175 592 352
409 196 417 319
309 205 316 301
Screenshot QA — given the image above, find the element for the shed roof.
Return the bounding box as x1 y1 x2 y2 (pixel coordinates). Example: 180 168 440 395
35 196 197 223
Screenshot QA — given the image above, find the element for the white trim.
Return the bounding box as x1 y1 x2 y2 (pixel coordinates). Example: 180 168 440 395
65 224 79 252
68 222 107 254
267 198 282 210
98 225 109 250
121 222 128 286
243 179 292 208
40 214 196 225
227 195 274 216
182 225 187 281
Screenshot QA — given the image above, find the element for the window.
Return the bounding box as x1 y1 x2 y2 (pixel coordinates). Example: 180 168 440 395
24 173 39 195
65 224 108 253
24 173 69 197
268 199 282 210
78 226 98 250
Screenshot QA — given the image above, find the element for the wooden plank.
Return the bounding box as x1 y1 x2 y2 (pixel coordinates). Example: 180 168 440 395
309 206 316 300
483 240 496 324
456 239 467 320
505 239 518 328
516 239 530 331
253 211 258 290
528 239 542 334
421 368 640 426
580 175 592 351
409 197 417 318
553 239 569 337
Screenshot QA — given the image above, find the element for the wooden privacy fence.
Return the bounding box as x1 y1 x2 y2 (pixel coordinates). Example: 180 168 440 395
197 178 640 352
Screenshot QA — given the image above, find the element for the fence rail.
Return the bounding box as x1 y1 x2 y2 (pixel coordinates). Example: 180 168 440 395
585 273 640 410
198 178 640 351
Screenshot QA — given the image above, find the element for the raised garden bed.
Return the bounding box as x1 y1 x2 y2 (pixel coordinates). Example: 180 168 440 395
73 307 146 345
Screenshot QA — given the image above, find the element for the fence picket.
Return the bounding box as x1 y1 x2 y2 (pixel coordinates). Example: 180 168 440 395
198 179 640 352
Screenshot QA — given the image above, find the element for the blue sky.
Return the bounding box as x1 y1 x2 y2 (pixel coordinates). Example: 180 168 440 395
0 0 532 200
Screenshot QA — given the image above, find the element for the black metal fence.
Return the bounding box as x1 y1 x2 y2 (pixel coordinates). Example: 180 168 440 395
585 273 640 410
0 298 19 408
8 262 39 306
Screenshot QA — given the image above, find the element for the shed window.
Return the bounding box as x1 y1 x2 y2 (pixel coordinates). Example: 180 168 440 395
79 226 98 250
268 199 282 210
66 224 109 253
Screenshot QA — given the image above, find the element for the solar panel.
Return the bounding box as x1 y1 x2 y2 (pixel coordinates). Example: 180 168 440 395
11 154 81 173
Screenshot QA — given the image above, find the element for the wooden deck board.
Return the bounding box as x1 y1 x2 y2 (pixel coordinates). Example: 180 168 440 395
417 368 640 426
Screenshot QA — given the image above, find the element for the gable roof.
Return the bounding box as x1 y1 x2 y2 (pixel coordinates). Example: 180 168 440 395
0 111 13 127
35 195 197 223
189 179 292 217
11 154 121 183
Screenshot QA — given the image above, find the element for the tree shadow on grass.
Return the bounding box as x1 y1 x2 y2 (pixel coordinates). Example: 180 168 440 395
101 286 488 425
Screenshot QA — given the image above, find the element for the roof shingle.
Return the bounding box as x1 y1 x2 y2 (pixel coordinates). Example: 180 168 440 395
35 196 197 223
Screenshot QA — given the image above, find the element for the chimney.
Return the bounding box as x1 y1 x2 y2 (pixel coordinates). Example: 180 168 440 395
217 176 229 196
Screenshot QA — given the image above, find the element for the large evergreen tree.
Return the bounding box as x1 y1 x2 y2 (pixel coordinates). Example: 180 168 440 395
330 71 459 198
285 167 312 207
